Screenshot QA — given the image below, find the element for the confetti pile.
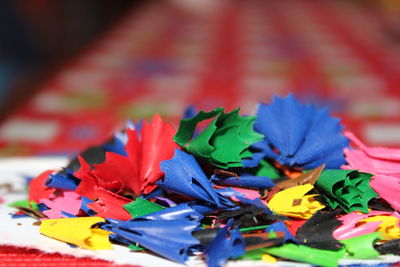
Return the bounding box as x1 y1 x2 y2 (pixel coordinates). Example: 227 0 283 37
11 95 400 267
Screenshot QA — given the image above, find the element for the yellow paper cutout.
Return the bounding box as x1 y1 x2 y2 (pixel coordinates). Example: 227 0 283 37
262 253 277 263
40 217 113 250
267 184 325 219
359 215 400 240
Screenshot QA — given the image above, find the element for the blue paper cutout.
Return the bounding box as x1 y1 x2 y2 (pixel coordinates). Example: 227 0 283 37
143 187 165 200
216 188 271 214
254 94 349 169
104 134 127 156
137 202 203 222
80 196 97 216
266 222 298 243
205 219 245 267
45 169 80 191
244 140 277 167
211 174 275 190
183 105 197 119
106 219 200 263
159 149 221 207
60 211 77 218
37 203 49 212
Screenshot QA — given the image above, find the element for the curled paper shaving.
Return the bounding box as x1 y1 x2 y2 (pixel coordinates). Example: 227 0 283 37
264 243 345 267
267 184 325 219
253 94 349 169
105 218 200 263
28 170 56 202
341 232 381 259
87 187 132 220
343 131 400 175
211 174 275 190
159 149 221 207
75 114 177 198
40 217 112 250
295 210 343 250
205 219 245 267
276 164 325 189
315 170 377 213
333 211 400 241
370 174 400 212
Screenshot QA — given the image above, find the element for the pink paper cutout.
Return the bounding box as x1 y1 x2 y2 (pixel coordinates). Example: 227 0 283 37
40 191 81 219
345 132 400 160
370 175 400 212
229 187 261 200
333 210 400 240
343 132 400 174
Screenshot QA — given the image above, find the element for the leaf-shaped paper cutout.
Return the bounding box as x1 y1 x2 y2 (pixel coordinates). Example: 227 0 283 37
174 108 223 147
254 94 348 169
174 108 263 169
159 149 221 206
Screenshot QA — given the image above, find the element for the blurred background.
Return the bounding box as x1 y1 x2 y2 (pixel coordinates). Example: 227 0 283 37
1 0 400 156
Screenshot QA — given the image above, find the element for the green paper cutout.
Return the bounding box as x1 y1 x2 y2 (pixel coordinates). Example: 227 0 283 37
8 199 38 210
255 160 280 179
239 225 270 232
174 108 263 169
315 170 377 213
239 249 264 260
264 243 345 267
341 232 381 259
123 198 165 219
174 108 223 147
129 244 145 251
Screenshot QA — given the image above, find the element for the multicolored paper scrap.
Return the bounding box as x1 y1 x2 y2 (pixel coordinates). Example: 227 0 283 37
10 95 400 266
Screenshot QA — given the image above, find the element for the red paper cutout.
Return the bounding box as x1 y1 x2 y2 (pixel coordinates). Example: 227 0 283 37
285 219 306 237
125 114 178 194
74 115 177 198
75 155 125 199
28 170 56 202
87 187 132 220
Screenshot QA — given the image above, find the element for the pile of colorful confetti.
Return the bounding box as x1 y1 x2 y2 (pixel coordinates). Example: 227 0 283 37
10 95 400 267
